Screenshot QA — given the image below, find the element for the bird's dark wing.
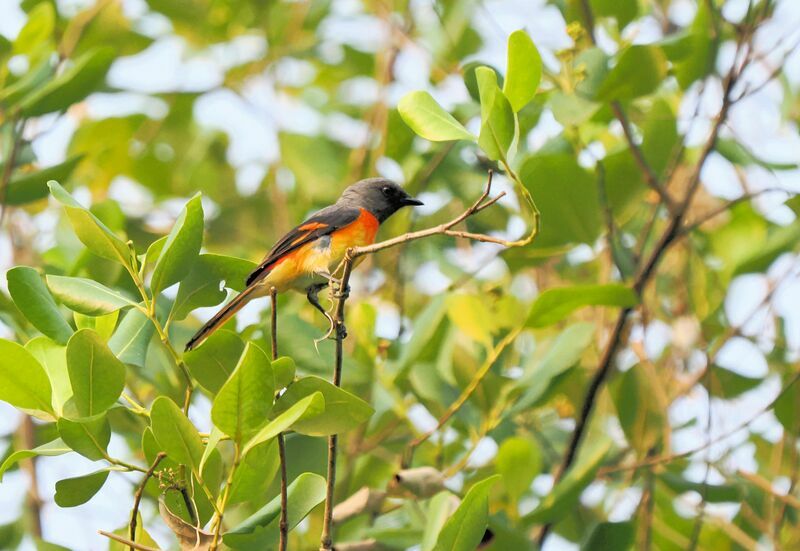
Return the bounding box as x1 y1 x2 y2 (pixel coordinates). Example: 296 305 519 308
245 206 362 286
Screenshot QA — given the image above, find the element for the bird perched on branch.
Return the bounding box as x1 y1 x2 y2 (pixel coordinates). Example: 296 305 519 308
185 178 423 351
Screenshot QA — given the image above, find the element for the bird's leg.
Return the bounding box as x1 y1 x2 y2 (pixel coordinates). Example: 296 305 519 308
308 282 338 348
313 269 350 300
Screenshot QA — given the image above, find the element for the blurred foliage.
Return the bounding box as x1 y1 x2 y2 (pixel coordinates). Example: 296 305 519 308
1 0 800 550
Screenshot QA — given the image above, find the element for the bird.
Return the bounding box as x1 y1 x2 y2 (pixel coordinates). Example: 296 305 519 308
185 178 423 351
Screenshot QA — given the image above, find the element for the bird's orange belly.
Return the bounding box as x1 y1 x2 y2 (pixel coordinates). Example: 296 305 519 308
263 209 379 291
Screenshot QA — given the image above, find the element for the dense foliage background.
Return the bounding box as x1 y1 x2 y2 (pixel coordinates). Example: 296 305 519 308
2 0 800 549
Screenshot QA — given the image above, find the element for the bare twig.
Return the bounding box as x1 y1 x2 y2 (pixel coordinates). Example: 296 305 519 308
271 287 289 551
129 452 166 550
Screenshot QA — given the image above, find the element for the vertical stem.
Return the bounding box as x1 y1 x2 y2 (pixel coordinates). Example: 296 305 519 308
130 452 166 550
271 288 289 551
20 416 42 538
320 256 354 551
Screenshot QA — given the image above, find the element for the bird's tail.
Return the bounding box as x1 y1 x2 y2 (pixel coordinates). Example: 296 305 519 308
184 285 261 351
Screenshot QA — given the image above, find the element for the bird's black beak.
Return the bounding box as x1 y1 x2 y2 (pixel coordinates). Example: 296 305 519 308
402 196 424 207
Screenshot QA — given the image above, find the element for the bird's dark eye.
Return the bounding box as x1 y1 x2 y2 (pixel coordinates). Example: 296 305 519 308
381 186 392 196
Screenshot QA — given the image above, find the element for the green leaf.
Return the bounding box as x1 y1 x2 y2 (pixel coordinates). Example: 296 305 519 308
151 193 204 295
590 0 638 27
228 440 280 505
108 309 154 368
527 284 638 328
21 48 115 117
708 365 762 399
46 275 139 316
496 437 541 502
26 337 71 416
54 469 109 507
582 521 635 551
48 181 132 268
476 66 515 161
611 365 666 453
0 439 70 482
199 425 224 476
524 438 610 524
398 91 475 142
66 329 126 418
6 156 83 206
13 3 54 55
271 356 296 390
520 154 601 248
512 323 595 413
74 311 119 341
7 266 73 345
595 45 667 101
211 342 274 443
150 396 204 476
671 4 717 89
57 414 110 461
733 219 800 275
171 254 256 320
422 492 459 551
271 376 373 437
0 338 53 414
184 329 244 394
658 471 743 503
503 30 542 112
446 294 494 347
242 392 324 456
433 475 500 551
224 472 327 548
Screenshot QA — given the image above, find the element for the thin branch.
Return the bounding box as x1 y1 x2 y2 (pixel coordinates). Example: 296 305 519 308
271 287 289 551
98 530 160 551
679 188 791 236
320 260 355 551
130 452 166 550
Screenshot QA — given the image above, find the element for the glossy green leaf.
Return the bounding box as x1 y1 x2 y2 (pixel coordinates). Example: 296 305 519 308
242 392 324 456
66 329 125 418
398 91 475 142
48 181 132 267
6 156 83 206
422 492 459 551
595 45 667 101
224 472 327 548
57 414 110 461
433 475 500 551
47 275 139 316
26 337 71 416
228 439 280 505
184 329 244 394
271 356 296 389
527 284 638 328
150 193 204 295
503 30 542 112
199 425 224 476
150 396 204 476
171 253 256 320
520 154 601 248
0 439 70 482
7 266 73 345
0 338 53 414
271 376 373 436
108 309 154 367
476 66 515 161
496 437 540 502
21 48 115 116
73 311 119 341
211 342 274 443
54 469 109 507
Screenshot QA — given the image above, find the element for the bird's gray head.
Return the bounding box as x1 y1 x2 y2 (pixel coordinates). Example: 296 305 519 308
337 178 423 222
